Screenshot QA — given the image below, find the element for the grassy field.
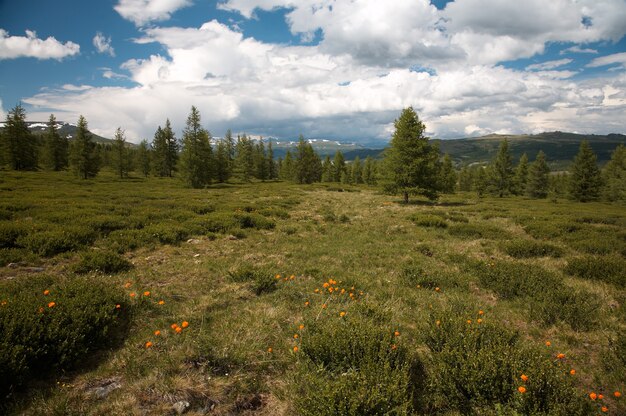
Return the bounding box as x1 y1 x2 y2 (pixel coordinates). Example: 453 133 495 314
1 171 625 415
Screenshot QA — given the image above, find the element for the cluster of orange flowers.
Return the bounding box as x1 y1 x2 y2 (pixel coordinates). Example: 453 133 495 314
275 274 297 282
123 281 166 309
32 289 58 313
145 321 190 349
588 390 622 413
313 278 364 302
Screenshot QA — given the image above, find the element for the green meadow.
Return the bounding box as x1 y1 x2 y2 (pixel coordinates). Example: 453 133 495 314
1 171 625 415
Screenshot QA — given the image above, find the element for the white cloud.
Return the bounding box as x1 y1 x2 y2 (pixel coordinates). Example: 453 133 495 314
93 32 115 56
560 46 598 55
526 59 573 71
0 29 79 60
587 52 626 68
114 0 192 26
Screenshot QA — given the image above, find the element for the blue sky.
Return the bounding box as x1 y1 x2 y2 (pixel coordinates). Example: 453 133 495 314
1 0 626 143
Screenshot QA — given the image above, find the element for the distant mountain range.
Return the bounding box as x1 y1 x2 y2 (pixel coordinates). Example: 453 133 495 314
7 122 625 168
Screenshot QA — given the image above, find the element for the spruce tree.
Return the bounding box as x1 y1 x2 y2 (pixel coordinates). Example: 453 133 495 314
280 150 294 181
602 144 626 202
163 119 178 177
1 104 37 170
151 126 167 176
513 153 529 195
69 115 100 179
475 166 488 197
488 139 514 197
458 165 473 192
214 139 230 183
294 135 321 184
351 156 363 184
267 139 276 179
332 150 346 182
111 127 132 178
363 156 376 185
137 139 151 177
527 151 550 198
254 140 268 180
439 153 457 193
225 129 235 177
321 155 333 182
235 134 254 181
179 106 213 188
42 114 68 171
569 140 602 202
383 107 440 202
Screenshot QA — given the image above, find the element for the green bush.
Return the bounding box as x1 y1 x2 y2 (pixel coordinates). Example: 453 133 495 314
0 248 37 267
448 223 508 240
409 214 448 228
228 266 277 295
530 287 601 331
0 275 128 396
106 229 153 253
258 207 290 219
72 250 133 274
501 240 564 258
467 260 561 300
16 225 97 256
521 220 581 240
569 238 622 255
234 213 276 230
0 222 28 248
143 222 189 245
564 255 626 287
83 215 128 235
294 314 418 415
422 313 591 414
197 212 239 233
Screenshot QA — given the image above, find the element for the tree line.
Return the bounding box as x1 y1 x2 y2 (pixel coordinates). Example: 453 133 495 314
1 104 624 202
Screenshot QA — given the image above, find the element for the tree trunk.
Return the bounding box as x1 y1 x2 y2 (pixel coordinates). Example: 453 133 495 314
403 191 409 204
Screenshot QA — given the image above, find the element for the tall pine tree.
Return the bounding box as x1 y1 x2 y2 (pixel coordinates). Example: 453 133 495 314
569 140 602 202
513 153 529 195
137 139 151 177
526 151 550 198
488 140 514 197
602 144 626 202
111 127 132 178
1 104 37 170
439 153 457 193
383 107 440 202
42 114 68 171
179 106 213 188
332 150 346 182
69 115 100 179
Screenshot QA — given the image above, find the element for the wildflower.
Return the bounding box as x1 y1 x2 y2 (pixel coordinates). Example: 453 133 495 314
304 300 310 306
436 320 441 326
158 300 165 305
557 353 565 359
598 394 604 400
478 310 484 315
175 327 182 334
590 392 597 400
601 407 608 413
477 319 483 324
267 347 273 353
145 341 153 348
545 341 551 347
130 292 136 298
115 304 121 309
391 344 397 351
144 291 150 297
293 346 298 352
467 319 472 324
328 287 334 293
38 307 44 313
293 334 299 339
275 274 281 279
299 324 305 330
520 374 528 382
518 386 526 394
570 369 576 375
154 330 161 336
0 300 6 306
394 331 400 337
614 391 621 398
323 282 330 288
290 275 295 280
48 302 56 308
171 323 179 330
416 284 421 288
322 304 327 309
181 321 189 328
340 288 346 295
124 282 132 288
314 289 320 293
435 287 440 292
43 290 50 295
340 311 346 317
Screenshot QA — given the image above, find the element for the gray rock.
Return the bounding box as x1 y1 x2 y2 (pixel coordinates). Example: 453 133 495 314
172 401 190 415
93 381 121 399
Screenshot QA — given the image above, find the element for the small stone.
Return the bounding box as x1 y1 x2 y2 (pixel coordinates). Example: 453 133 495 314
227 235 238 240
24 267 45 273
193 254 200 258
172 401 190 415
93 381 121 399
7 263 19 269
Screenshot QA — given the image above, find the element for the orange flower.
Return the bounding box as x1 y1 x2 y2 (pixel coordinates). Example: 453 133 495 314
115 304 121 309
48 302 56 308
38 307 44 313
314 288 320 293
598 394 604 400
124 282 132 288
322 304 327 309
391 344 397 350
416 284 421 288
158 300 165 305
569 369 576 375
290 275 295 280
477 319 483 324
171 323 179 330
340 288 346 295
339 311 346 317
1 300 6 306
145 341 153 348
43 290 50 296
590 392 597 400
478 310 484 315
175 327 182 334
601 407 608 413
614 391 621 398
304 301 310 306
467 319 472 324
293 346 298 352
323 282 330 288
545 341 551 347
181 321 189 328
293 334 299 339
556 353 565 359
434 287 440 292
518 386 526 394
299 324 305 330
275 274 281 279
520 374 529 382
435 320 441 326
130 292 136 298
154 330 161 336
143 291 150 297
267 347 273 353
328 287 334 293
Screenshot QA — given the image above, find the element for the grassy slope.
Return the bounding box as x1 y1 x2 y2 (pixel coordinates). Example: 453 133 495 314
1 171 625 415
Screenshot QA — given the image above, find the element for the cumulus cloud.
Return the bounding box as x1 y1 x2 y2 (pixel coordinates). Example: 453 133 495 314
587 52 626 68
114 0 192 26
0 29 79 60
93 32 115 56
560 46 598 55
526 59 573 71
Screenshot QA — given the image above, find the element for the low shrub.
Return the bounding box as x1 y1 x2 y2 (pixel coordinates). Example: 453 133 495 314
409 214 448 228
0 275 128 397
294 314 419 415
501 240 564 258
106 229 153 253
568 238 622 255
258 207 290 219
0 248 37 267
83 215 128 235
0 222 28 248
447 223 508 240
72 250 133 274
521 219 582 240
228 266 277 295
197 212 239 233
564 255 626 287
16 225 97 257
234 213 276 230
143 222 189 245
530 287 602 331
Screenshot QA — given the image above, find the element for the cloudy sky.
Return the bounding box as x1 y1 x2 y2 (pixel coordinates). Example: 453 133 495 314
1 0 626 144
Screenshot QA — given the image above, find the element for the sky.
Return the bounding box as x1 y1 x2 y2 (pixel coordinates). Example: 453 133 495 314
1 0 626 144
